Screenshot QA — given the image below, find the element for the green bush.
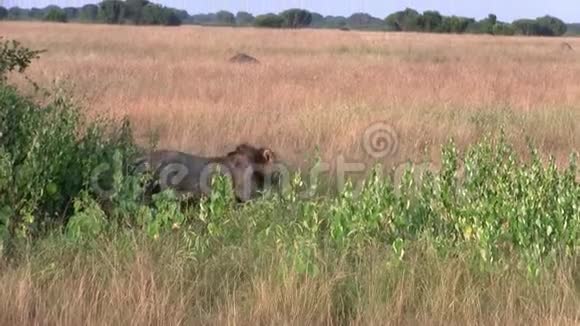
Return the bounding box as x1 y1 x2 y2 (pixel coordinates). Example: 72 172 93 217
0 39 140 255
0 38 44 84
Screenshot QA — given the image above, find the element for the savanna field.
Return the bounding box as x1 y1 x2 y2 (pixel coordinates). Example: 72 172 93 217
0 22 579 325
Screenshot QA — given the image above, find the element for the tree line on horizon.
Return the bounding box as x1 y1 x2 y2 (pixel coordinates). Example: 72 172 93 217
0 0 574 36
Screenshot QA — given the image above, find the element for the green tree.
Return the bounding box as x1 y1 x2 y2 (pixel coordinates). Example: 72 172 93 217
236 11 255 25
536 15 567 36
191 13 217 25
79 4 99 21
385 8 423 31
124 0 149 24
422 10 443 32
141 4 163 24
216 10 235 25
309 12 324 27
512 19 540 35
347 13 384 30
478 14 498 34
323 15 347 28
141 4 180 26
492 22 515 36
440 16 474 33
172 9 190 23
254 14 284 28
43 7 67 23
280 8 312 28
0 7 7 20
163 9 181 26
28 8 44 20
98 0 126 24
63 7 79 21
8 7 30 20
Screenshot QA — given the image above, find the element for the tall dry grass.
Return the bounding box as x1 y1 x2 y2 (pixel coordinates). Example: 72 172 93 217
1 236 578 325
2 21 579 170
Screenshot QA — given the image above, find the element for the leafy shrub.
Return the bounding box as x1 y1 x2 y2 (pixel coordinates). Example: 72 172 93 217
0 40 139 255
0 38 44 84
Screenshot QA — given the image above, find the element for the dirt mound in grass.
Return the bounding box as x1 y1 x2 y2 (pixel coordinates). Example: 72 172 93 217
229 53 260 64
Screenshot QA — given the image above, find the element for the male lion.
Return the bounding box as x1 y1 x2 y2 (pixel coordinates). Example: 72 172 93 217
134 144 281 202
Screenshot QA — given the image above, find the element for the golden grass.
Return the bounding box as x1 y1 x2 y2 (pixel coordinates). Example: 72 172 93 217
1 237 578 326
3 21 579 169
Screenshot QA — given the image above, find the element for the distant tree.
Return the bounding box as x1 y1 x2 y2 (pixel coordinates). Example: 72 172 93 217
216 10 235 25
172 9 190 23
323 15 347 28
567 23 580 35
79 4 99 21
0 7 7 20
141 4 163 24
8 7 30 20
28 8 44 20
512 19 540 35
191 13 217 25
124 0 149 24
98 0 126 24
347 13 384 30
163 9 181 26
235 11 254 25
254 13 284 28
63 7 79 21
492 22 515 36
385 8 422 31
140 4 180 26
440 16 474 33
140 3 182 26
422 10 443 32
535 15 567 36
280 8 312 28
309 12 324 27
475 14 498 34
43 7 67 23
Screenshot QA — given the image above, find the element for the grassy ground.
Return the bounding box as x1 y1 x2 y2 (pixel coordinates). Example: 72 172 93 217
1 22 579 325
1 235 579 325
3 22 579 170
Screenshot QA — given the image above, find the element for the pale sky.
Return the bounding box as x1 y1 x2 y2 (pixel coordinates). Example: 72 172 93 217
1 0 579 23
